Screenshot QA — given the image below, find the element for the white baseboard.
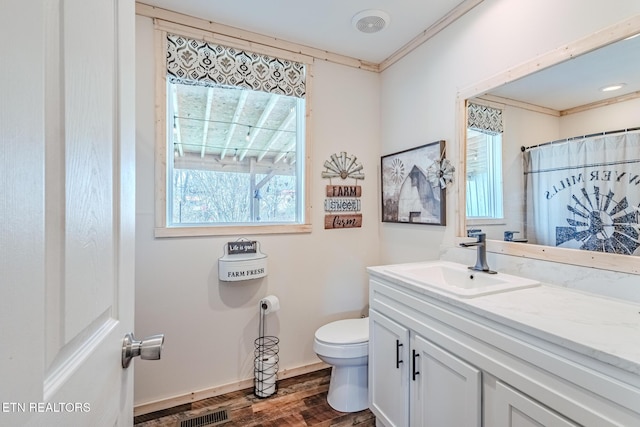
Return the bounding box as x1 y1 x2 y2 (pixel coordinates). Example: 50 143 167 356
133 361 329 417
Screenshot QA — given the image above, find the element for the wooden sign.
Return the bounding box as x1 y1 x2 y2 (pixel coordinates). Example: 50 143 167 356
324 198 361 212
326 185 362 197
324 214 362 229
322 153 364 230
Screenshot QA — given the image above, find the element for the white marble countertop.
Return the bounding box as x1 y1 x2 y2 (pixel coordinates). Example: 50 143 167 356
368 262 640 376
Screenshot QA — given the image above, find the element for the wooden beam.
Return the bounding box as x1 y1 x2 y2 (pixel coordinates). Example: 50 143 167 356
560 90 640 116
220 91 248 160
258 109 295 162
200 87 214 158
239 95 278 161
475 94 561 117
275 141 295 164
174 152 295 175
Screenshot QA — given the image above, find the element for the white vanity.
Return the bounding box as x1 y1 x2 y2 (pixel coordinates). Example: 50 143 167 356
367 261 640 427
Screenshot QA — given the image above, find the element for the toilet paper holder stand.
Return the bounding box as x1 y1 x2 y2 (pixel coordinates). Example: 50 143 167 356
254 296 279 398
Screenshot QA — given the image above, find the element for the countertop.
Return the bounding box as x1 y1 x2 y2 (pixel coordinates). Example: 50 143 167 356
367 262 640 377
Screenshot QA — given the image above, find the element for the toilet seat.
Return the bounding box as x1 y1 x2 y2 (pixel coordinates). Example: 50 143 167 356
314 318 369 359
315 318 368 345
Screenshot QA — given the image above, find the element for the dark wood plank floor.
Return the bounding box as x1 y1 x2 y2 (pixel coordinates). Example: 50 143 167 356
134 368 375 426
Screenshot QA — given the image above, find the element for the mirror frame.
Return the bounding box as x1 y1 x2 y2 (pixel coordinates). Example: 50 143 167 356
456 15 640 275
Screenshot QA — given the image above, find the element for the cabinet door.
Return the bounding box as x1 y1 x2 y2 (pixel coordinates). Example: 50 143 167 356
411 334 482 427
495 381 580 427
369 310 410 427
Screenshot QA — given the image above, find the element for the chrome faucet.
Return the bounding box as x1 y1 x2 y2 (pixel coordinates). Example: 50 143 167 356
459 232 497 274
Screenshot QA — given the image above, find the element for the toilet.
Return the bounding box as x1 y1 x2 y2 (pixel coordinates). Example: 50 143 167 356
313 317 369 412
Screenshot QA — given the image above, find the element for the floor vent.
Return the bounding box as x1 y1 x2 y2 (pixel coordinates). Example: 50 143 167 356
178 409 230 427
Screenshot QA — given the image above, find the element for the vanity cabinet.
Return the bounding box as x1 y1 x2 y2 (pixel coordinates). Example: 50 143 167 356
369 310 409 426
410 332 481 426
369 310 481 427
494 381 579 427
367 273 640 427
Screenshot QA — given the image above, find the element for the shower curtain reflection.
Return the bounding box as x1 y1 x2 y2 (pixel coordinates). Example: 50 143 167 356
523 129 640 255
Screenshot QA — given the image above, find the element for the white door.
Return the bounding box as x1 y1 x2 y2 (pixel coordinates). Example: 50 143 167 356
369 310 410 427
495 382 580 427
0 1 136 426
410 334 481 427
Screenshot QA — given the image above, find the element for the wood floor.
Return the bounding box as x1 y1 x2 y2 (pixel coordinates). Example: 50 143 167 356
134 368 375 427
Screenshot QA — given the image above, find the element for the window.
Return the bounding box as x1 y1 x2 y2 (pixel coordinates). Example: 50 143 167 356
466 103 504 220
157 31 311 236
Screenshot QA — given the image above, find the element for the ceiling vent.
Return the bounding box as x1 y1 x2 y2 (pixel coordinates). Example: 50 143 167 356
352 9 390 34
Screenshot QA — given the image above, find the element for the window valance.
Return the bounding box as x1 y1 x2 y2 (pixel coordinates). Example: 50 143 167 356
467 102 503 134
166 33 306 98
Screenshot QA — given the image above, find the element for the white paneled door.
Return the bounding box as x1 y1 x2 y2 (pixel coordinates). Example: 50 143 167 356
0 0 136 426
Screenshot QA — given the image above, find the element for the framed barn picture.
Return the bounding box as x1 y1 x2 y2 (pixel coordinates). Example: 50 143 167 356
381 140 446 225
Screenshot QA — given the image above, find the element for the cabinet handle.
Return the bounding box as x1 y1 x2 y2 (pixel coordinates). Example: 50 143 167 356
412 349 420 381
396 340 403 368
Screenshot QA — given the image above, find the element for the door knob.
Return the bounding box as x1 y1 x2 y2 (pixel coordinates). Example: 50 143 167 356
122 333 165 368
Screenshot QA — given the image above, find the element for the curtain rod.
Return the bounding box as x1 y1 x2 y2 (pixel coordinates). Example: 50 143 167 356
520 126 640 152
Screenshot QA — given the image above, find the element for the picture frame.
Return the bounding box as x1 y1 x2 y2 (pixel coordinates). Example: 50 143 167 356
381 140 446 225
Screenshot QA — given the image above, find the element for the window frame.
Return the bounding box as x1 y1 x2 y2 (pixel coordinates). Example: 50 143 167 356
153 22 313 237
465 128 504 222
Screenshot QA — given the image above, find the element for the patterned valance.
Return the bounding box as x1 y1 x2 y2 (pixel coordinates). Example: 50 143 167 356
467 103 503 134
166 33 306 98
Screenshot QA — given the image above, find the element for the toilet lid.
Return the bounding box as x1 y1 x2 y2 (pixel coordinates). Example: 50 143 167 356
315 318 369 345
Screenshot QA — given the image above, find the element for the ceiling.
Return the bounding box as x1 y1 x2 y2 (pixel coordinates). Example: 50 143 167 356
486 33 640 112
140 0 468 64
143 1 640 110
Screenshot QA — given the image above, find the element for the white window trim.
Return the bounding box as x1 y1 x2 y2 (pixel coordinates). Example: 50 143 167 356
153 20 313 237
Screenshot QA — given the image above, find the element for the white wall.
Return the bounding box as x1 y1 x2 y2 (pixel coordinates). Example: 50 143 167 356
135 15 381 405
381 0 640 294
560 98 640 137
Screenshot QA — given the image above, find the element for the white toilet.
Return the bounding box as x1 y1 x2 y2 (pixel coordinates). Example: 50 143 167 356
313 317 369 412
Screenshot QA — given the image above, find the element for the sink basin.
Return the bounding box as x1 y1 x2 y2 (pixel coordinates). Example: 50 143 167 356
383 261 539 298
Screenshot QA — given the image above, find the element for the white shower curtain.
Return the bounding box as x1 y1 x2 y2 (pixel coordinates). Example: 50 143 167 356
524 130 640 255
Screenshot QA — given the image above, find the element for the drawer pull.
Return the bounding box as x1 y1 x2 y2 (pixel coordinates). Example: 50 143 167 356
412 349 420 381
396 339 403 368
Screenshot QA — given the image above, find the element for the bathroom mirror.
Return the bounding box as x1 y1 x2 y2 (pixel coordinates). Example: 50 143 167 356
457 16 640 274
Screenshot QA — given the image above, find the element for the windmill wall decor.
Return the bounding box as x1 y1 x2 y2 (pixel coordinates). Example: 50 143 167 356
322 152 364 229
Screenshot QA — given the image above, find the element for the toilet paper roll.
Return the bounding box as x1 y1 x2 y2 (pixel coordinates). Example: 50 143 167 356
255 355 277 397
260 295 280 314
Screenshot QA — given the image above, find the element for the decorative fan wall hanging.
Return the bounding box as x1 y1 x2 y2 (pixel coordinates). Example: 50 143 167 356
321 152 365 181
427 154 455 189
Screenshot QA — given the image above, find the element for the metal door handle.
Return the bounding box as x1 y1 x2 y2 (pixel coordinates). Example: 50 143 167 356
412 349 420 381
396 339 403 368
122 333 165 368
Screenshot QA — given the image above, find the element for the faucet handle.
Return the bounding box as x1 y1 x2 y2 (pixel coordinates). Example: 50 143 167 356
504 231 519 241
467 228 482 237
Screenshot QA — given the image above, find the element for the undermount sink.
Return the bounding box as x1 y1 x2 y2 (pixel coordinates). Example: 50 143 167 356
383 261 540 298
